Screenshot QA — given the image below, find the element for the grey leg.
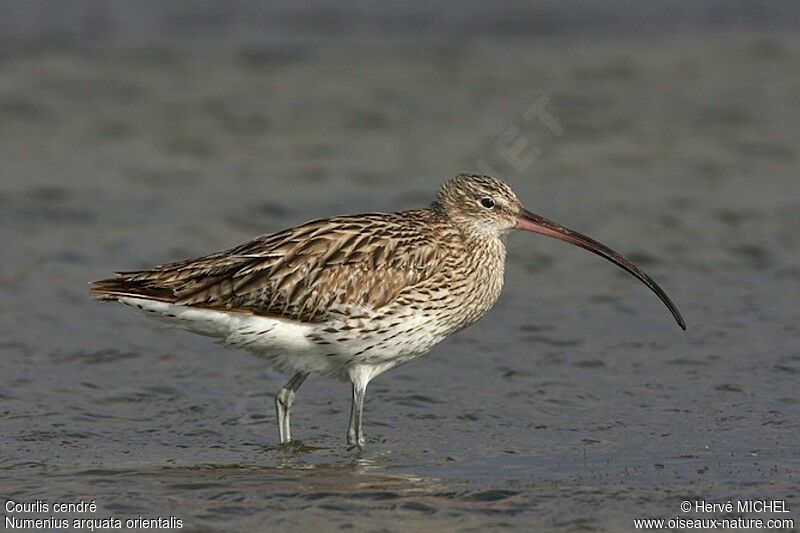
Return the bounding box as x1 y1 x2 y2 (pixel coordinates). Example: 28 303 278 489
347 381 367 448
275 372 308 444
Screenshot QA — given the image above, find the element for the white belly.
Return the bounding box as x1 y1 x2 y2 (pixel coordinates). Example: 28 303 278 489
118 297 445 381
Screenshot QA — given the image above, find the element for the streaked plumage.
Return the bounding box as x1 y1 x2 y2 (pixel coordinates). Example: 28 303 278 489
92 174 684 447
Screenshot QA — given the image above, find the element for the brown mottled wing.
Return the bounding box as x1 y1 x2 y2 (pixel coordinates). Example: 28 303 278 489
91 211 444 323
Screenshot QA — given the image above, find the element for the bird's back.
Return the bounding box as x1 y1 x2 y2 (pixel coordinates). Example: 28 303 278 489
93 208 506 321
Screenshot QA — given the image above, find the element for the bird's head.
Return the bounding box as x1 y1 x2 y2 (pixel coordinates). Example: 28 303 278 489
435 174 524 237
435 173 686 330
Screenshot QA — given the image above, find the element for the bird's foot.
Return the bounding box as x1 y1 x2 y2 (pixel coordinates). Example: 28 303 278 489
275 388 296 444
347 433 366 449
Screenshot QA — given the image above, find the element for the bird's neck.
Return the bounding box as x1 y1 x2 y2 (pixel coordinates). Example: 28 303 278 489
448 220 508 331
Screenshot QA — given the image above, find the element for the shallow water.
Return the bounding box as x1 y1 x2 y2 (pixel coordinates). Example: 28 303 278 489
1 21 799 532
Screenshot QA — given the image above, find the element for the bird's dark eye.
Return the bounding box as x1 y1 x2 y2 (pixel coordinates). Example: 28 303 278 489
480 197 495 209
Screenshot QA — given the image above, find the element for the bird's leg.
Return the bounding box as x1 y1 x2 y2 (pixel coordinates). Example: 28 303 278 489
347 381 368 448
275 372 308 444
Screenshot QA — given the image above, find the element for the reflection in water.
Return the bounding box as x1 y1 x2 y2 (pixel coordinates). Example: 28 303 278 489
152 447 440 499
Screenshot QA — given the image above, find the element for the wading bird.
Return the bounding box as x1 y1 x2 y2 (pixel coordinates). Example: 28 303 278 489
92 174 685 447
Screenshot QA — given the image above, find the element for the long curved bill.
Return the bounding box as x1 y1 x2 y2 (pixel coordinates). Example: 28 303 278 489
516 208 686 330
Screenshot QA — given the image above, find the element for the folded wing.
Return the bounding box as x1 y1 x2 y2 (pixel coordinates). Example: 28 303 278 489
91 211 442 323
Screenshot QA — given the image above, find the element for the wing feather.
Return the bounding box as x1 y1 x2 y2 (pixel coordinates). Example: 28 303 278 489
90 210 446 323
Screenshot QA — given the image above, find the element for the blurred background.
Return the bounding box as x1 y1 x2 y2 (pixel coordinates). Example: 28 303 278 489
1 1 798 531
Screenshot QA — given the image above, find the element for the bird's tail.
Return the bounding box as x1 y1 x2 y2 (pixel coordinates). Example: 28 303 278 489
89 274 174 302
